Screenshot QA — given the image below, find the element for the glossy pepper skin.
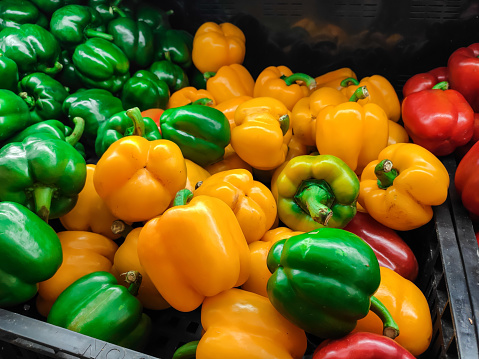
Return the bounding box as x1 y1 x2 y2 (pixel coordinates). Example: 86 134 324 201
194 169 277 243
0 201 62 307
204 64 255 104
136 4 172 32
314 67 357 90
55 50 82 93
0 89 34 142
267 228 399 339
184 159 211 192
167 86 216 109
0 53 19 92
87 0 133 25
205 143 253 175
121 70 169 111
138 189 250 312
192 21 246 73
154 28 193 69
93 136 187 222
160 104 230 167
275 154 359 232
0 0 48 31
359 143 449 231
30 0 72 15
0 24 62 76
36 231 118 317
149 60 189 93
402 66 448 97
401 81 474 156
455 141 479 219
47 271 152 351
213 95 252 130
354 267 433 357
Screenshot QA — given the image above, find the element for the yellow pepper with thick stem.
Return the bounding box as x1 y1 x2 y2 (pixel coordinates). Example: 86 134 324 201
358 143 449 231
315 67 357 90
204 64 255 104
231 97 292 171
167 87 216 109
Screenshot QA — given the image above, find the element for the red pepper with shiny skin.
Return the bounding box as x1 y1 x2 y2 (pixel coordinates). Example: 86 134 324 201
402 66 448 98
455 141 479 221
344 212 418 282
312 332 415 359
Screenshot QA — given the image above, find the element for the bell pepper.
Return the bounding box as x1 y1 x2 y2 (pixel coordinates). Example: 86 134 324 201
192 21 246 74
30 0 72 15
154 27 193 69
242 227 303 297
194 169 277 243
18 72 69 124
0 133 87 222
314 67 357 90
358 143 449 231
275 154 360 232
93 136 187 222
95 107 162 158
213 95 252 131
401 81 475 156
72 37 130 94
204 64 255 104
0 89 34 142
0 0 48 31
455 141 479 219
136 4 172 32
0 53 19 93
160 104 230 167
456 112 479 157
141 108 163 131
121 70 169 112
36 231 118 317
447 43 479 112
316 86 390 174
231 97 292 171
0 201 62 307
402 66 448 97
87 0 133 24
149 60 189 93
167 86 216 109
353 267 433 357
267 228 399 339
253 65 317 111
172 288 307 359
55 50 82 93
344 211 418 281
205 144 253 175
137 189 250 312
47 271 152 351
185 159 211 192
388 120 409 145
0 24 62 76
313 332 415 359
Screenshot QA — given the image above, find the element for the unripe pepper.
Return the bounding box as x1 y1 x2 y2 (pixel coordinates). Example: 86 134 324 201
0 0 48 31
121 70 170 112
0 89 34 142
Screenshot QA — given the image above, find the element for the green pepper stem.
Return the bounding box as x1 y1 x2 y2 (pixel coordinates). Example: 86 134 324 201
172 340 199 359
279 114 290 136
165 9 174 16
34 186 54 223
84 29 114 41
203 72 216 80
111 5 127 18
280 73 317 90
349 86 369 102
432 81 449 91
294 179 335 226
370 296 400 339
340 77 360 87
122 271 142 296
189 98 214 106
18 92 35 109
65 117 85 146
173 189 193 206
111 219 134 237
37 62 63 75
126 107 146 137
375 159 398 189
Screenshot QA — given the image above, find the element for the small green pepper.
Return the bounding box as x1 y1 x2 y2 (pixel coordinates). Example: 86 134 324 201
0 89 34 142
121 70 169 111
0 0 48 31
0 53 19 92
154 28 193 70
149 60 189 93
136 4 173 33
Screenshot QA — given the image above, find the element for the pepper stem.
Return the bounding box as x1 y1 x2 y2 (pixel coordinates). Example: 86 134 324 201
172 340 199 359
19 92 35 109
432 81 449 91
375 159 398 189
126 107 145 137
294 179 335 226
173 189 193 206
37 62 63 75
65 117 85 146
370 296 400 339
111 5 127 18
188 98 214 106
111 220 134 237
34 186 54 223
280 73 317 90
122 271 142 296
279 114 290 136
203 72 216 80
84 29 114 41
349 86 369 102
340 77 360 87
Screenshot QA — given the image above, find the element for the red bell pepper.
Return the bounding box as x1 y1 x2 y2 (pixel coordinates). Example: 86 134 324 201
401 81 474 156
455 140 479 221
344 212 418 281
402 66 448 98
456 112 479 158
313 332 415 359
448 43 479 112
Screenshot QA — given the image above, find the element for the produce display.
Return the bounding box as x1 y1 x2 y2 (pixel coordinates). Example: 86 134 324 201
0 1 478 359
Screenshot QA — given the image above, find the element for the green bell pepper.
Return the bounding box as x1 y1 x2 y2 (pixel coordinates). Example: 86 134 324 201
267 228 400 339
72 37 130 94
47 271 152 350
149 60 189 93
18 72 69 124
136 4 173 33
160 104 230 167
121 70 169 111
154 28 193 70
29 0 75 15
0 24 62 76
0 201 62 307
0 89 34 142
0 53 19 92
0 0 48 31
95 107 161 157
87 0 134 24
188 66 207 90
55 50 82 93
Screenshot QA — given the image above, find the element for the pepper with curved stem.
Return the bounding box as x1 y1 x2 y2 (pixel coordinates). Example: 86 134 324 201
375 159 398 189
294 179 335 226
349 86 369 102
280 72 317 90
340 77 360 87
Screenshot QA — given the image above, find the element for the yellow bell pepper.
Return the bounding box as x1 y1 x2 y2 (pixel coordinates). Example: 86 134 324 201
253 65 316 111
185 159 211 192
137 189 250 312
214 95 253 131
388 120 410 145
110 227 170 310
93 136 187 222
315 67 357 90
353 267 433 357
242 227 304 297
194 169 276 243
167 86 216 109
205 64 255 104
231 97 292 171
192 22 246 73
358 143 449 231
205 144 253 175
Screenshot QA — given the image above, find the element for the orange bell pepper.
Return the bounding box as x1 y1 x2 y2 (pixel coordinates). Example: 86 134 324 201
166 86 216 109
204 64 255 104
315 67 357 90
36 231 118 317
205 144 253 175
231 97 292 170
60 164 127 240
185 159 211 192
253 65 317 111
192 22 246 73
141 108 163 132
93 136 187 222
194 169 276 243
353 267 433 357
110 227 170 310
242 227 304 297
214 95 253 131
388 120 410 145
137 189 250 312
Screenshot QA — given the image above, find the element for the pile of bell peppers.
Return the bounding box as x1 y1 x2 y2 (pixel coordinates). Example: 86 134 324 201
0 1 478 358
